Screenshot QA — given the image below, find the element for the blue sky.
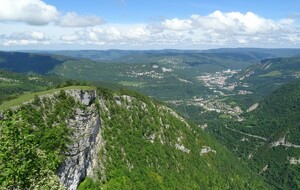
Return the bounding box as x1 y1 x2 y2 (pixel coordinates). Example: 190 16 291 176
43 0 300 23
0 0 299 50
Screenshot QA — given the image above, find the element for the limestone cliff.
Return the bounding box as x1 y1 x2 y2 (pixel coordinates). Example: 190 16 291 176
58 90 103 190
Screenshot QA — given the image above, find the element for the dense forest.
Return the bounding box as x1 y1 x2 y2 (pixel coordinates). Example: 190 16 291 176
0 84 270 189
208 81 300 190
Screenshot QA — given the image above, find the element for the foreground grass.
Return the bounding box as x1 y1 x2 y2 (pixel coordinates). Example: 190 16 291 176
0 86 95 110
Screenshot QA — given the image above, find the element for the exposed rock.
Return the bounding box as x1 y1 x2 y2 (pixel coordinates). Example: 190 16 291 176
270 137 286 147
66 90 96 106
58 90 102 190
199 123 208 130
114 96 122 105
248 153 253 160
149 134 155 143
259 165 268 174
247 103 259 112
289 157 300 165
240 137 249 142
160 106 190 128
0 113 5 120
200 146 216 156
175 143 190 153
270 136 300 148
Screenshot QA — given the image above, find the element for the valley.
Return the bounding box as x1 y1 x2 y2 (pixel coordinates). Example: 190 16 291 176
1 49 300 189
1 1 300 189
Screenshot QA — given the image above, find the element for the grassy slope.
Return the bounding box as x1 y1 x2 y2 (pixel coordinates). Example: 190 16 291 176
0 86 95 110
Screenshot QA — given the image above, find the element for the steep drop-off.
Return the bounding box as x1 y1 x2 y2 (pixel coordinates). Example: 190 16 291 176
0 87 270 189
58 90 102 190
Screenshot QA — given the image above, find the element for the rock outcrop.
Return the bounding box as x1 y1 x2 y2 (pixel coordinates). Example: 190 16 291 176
66 89 96 106
58 90 102 190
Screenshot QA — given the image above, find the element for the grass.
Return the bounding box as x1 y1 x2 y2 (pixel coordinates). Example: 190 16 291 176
0 83 20 87
0 86 95 110
259 71 282 78
219 114 231 119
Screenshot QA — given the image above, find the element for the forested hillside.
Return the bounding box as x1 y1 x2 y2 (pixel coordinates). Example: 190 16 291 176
227 56 300 107
0 86 270 189
210 81 300 190
0 52 70 74
0 69 66 104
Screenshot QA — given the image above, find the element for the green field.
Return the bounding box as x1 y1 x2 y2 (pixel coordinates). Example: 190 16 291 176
0 86 95 110
259 70 282 77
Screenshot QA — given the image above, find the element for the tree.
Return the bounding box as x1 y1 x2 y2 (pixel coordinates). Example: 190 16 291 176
0 113 39 188
0 113 63 189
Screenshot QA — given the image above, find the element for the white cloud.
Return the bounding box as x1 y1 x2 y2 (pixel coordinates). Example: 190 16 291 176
279 18 294 25
125 27 150 40
0 0 103 28
162 18 193 31
60 26 151 45
88 27 122 41
150 11 299 47
0 0 59 25
57 12 103 27
3 39 39 46
1 10 300 49
0 31 50 46
60 33 81 42
237 38 247 44
189 11 280 34
30 31 45 40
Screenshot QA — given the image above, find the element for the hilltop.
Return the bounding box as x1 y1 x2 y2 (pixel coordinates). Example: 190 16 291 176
0 85 270 189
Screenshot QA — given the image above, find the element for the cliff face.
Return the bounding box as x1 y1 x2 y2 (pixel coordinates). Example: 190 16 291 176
58 90 103 190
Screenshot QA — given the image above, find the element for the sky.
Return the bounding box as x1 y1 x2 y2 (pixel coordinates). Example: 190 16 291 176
0 0 300 50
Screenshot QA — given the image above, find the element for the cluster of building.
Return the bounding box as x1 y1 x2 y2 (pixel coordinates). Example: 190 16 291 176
127 70 165 79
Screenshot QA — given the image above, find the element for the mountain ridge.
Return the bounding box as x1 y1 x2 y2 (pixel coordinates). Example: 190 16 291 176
0 86 270 189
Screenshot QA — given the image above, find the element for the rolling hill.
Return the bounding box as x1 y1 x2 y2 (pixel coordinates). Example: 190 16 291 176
0 51 71 74
227 56 300 107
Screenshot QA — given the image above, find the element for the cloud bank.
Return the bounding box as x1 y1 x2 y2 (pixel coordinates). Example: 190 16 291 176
0 7 299 48
57 12 104 27
0 0 103 27
57 11 299 48
1 31 50 46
